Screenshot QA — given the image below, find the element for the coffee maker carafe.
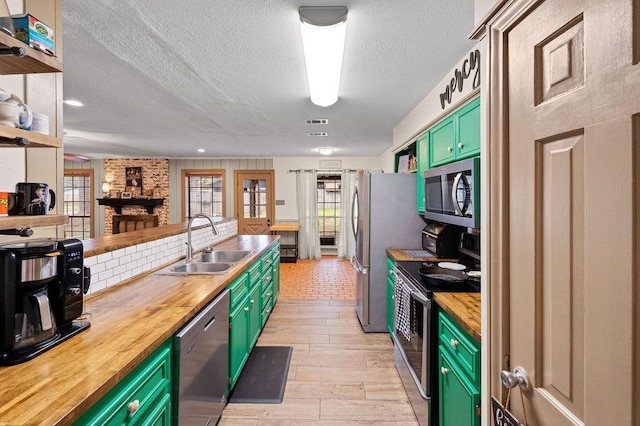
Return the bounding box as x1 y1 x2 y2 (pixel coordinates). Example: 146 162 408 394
0 238 90 365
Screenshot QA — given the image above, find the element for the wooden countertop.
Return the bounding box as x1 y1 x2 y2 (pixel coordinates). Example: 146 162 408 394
0 234 278 426
269 224 300 232
387 249 481 342
433 292 481 342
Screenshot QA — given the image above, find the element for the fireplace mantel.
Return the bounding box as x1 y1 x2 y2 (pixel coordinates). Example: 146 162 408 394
97 198 164 215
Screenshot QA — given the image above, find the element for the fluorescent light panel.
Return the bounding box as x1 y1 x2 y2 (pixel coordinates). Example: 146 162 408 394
299 7 348 107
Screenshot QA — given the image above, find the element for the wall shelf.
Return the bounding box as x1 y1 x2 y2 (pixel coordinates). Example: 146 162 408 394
0 31 62 74
97 198 165 215
0 214 67 230
0 126 62 148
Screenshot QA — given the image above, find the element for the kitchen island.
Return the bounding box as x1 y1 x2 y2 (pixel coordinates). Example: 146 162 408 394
0 228 279 425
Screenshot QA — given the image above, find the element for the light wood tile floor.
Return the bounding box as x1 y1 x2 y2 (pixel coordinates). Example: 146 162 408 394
219 257 418 425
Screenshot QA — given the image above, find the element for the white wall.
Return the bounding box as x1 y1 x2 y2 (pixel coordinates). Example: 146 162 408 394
474 0 505 26
273 156 382 221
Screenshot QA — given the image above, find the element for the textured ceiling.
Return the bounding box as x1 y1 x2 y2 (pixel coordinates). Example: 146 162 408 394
62 0 476 159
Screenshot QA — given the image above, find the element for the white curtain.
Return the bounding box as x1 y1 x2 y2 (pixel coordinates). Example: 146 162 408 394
337 169 357 259
296 170 321 259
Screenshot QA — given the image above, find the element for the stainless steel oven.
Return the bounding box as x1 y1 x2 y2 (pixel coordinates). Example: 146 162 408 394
392 268 435 426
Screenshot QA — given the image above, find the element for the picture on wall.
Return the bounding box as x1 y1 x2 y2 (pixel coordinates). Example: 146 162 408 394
125 167 142 195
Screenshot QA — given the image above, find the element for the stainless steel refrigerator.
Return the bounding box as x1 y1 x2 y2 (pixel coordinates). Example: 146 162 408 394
350 170 424 332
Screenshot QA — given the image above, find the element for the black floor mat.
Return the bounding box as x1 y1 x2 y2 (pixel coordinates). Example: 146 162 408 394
228 346 293 404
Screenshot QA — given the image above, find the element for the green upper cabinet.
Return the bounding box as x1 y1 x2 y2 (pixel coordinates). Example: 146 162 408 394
429 115 456 166
430 96 480 168
415 133 429 214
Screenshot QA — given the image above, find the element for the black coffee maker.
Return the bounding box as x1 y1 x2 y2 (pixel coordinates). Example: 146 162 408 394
0 238 90 365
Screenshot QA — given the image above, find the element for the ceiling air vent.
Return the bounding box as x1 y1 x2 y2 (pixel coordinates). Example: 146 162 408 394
305 119 329 124
308 132 328 137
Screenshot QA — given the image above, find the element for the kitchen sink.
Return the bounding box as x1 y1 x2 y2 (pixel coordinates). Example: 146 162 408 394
196 249 253 264
156 261 234 275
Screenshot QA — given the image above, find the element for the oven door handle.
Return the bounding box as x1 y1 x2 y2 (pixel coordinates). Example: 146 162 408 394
409 287 428 304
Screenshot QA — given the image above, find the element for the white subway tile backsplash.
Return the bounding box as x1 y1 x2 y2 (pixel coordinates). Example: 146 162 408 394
84 219 237 296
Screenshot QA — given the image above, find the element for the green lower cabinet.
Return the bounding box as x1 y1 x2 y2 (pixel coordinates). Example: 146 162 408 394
438 309 481 426
227 245 281 392
229 299 250 389
74 339 173 426
386 257 396 335
439 345 480 426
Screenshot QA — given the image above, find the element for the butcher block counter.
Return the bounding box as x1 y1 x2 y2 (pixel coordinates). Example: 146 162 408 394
0 233 279 426
387 248 481 342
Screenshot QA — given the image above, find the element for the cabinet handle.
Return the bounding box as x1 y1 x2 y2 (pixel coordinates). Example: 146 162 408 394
450 338 458 348
127 399 140 415
250 299 255 304
458 142 464 149
447 146 453 153
266 292 272 298
244 307 249 312
441 367 449 375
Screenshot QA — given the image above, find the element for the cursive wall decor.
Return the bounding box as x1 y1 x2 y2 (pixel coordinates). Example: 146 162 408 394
439 49 481 109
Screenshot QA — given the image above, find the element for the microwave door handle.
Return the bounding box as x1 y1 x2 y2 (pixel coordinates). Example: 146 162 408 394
451 172 465 216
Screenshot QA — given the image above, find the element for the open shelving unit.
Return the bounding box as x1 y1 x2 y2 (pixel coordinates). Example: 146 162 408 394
0 31 65 231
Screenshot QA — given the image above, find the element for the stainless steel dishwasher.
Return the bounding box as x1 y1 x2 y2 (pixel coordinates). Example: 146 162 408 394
174 289 230 425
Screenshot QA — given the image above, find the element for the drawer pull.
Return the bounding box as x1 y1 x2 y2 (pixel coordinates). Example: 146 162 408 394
441 367 449 375
244 307 249 312
447 146 453 153
127 399 140 415
458 142 464 149
266 292 272 298
450 339 459 348
250 299 255 304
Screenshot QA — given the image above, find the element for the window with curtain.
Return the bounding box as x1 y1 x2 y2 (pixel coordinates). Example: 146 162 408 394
317 174 341 246
63 169 94 239
182 169 225 220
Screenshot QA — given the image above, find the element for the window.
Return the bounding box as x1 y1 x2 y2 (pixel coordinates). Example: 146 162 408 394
182 169 225 220
317 174 341 246
63 169 94 239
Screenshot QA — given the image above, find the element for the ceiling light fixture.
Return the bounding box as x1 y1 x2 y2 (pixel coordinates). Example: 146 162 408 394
63 99 84 107
317 147 334 155
197 148 205 153
299 6 348 107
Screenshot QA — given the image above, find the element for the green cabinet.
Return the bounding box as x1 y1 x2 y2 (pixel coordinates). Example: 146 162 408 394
438 309 481 426
415 133 429 214
227 243 280 392
386 257 397 335
74 339 173 426
430 96 480 168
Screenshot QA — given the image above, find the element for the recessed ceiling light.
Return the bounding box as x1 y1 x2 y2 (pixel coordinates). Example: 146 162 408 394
317 147 334 155
197 148 205 153
305 118 329 124
63 99 84 107
308 131 328 137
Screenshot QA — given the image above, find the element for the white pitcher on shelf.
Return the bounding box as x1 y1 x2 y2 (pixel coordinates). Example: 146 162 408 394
0 91 32 129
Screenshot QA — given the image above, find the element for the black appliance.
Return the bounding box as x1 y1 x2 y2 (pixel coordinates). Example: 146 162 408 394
424 157 480 229
0 238 90 365
392 261 480 426
421 221 462 259
15 182 56 215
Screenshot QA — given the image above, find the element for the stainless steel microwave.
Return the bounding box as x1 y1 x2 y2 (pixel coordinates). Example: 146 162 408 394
423 157 480 229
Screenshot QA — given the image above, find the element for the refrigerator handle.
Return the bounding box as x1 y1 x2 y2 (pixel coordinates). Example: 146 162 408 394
350 255 368 274
351 188 358 241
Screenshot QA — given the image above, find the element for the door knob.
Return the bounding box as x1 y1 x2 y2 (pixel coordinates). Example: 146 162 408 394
500 366 530 391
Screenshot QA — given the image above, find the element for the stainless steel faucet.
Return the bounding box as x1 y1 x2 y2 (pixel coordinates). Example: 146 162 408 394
186 213 218 261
